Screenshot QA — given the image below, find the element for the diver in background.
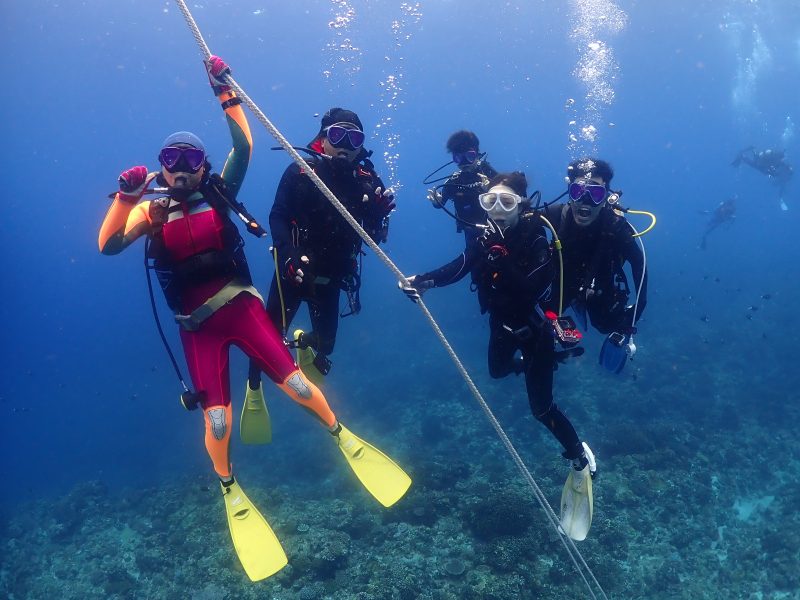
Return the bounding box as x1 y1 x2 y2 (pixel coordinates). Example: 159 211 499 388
427 130 498 252
402 171 596 541
732 146 793 210
700 198 736 250
541 158 647 374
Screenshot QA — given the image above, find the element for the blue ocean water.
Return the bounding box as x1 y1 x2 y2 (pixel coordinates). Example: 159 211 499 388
2 0 799 598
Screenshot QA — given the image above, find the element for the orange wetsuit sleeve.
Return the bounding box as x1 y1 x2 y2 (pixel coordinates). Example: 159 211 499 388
98 197 153 255
217 90 253 199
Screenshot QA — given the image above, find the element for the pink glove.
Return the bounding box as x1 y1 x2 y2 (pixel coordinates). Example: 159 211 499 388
206 55 231 96
117 166 152 204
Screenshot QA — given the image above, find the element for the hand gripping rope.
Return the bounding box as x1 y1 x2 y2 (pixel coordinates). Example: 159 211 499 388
171 2 607 597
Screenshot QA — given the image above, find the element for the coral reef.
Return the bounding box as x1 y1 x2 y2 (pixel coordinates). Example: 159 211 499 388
2 326 799 598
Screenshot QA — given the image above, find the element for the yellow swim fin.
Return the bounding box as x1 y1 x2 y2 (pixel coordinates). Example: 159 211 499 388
240 383 271 445
559 465 594 541
333 423 411 507
221 479 287 581
293 329 326 388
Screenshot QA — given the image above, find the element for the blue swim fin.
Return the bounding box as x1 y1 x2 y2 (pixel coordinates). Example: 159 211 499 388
599 333 628 374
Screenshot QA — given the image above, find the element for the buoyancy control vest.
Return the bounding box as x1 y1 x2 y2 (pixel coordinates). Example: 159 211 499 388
289 152 386 279
147 178 252 312
555 204 631 312
442 162 497 232
475 211 550 318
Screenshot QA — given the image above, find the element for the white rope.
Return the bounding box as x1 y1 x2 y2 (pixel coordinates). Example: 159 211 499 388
171 2 607 597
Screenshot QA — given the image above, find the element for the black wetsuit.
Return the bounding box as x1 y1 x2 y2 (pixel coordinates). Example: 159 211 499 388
542 203 647 334
417 212 584 461
700 199 736 250
248 154 389 384
734 148 793 203
440 161 498 246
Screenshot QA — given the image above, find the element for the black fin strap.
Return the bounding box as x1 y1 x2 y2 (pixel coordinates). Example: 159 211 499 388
221 97 242 111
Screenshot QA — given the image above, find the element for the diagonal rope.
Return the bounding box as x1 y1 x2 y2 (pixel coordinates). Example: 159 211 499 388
170 2 607 597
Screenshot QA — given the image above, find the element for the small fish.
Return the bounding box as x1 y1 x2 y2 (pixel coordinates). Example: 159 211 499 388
700 315 710 322
714 277 721 283
746 314 753 320
747 306 759 312
761 293 772 300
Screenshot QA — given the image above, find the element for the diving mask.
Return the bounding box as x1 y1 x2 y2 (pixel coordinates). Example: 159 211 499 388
568 181 608 205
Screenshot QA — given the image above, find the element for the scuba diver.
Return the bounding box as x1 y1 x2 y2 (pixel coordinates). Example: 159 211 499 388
732 146 793 210
246 107 395 391
700 197 736 250
98 59 410 581
426 130 498 247
541 158 647 374
401 171 596 542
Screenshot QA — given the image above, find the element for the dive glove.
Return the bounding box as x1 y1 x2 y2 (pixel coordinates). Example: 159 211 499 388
117 166 156 204
284 252 310 286
364 186 396 217
205 55 231 96
398 275 434 303
427 188 443 208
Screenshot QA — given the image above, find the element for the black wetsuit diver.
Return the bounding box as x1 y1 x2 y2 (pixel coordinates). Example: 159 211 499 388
429 130 498 275
732 147 793 181
409 172 592 469
732 147 793 209
248 108 393 387
700 198 736 250
438 159 498 246
541 201 647 336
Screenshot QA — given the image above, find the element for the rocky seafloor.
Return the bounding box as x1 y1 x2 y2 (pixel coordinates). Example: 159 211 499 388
3 309 799 599
2 365 799 599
